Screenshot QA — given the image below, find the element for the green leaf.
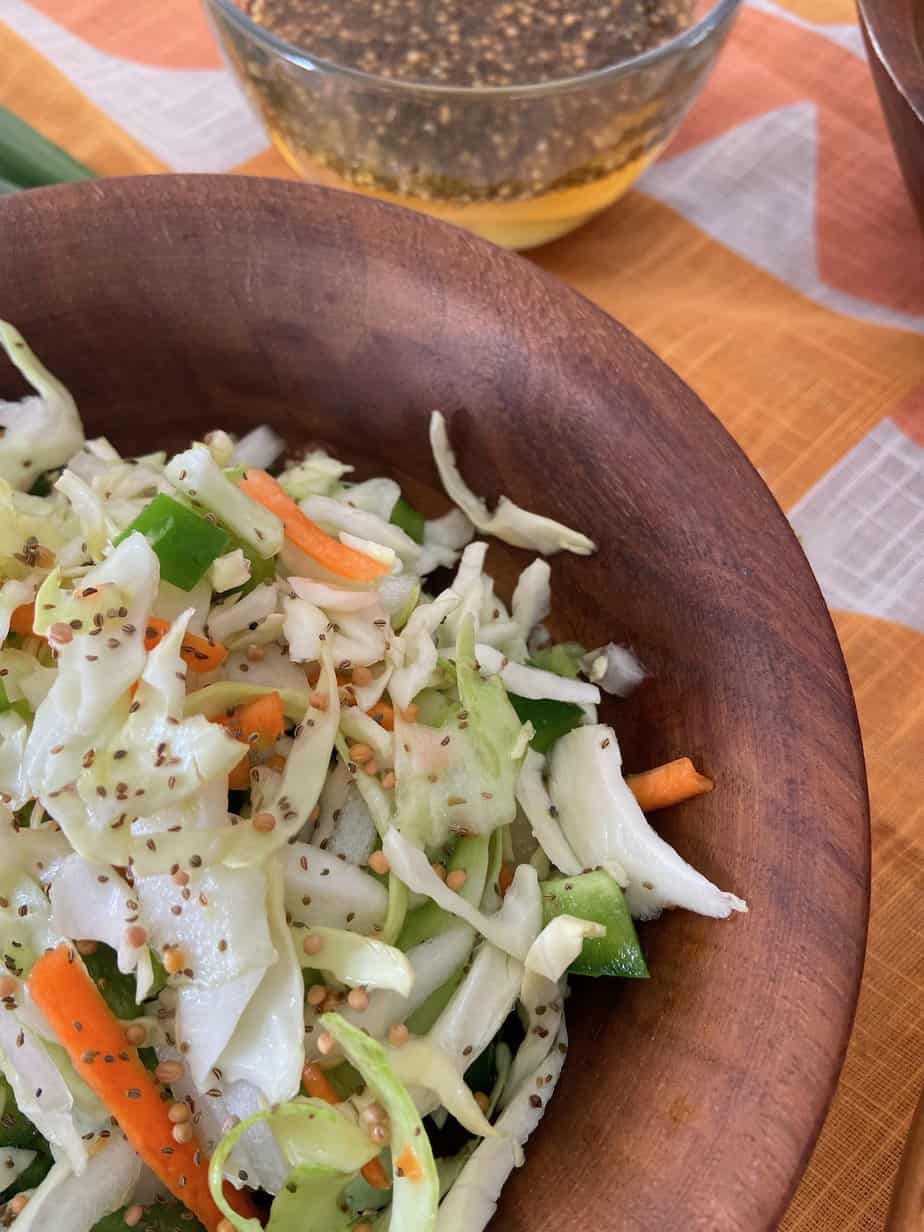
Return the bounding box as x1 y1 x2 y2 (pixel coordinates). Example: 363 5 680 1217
0 105 94 188
390 497 425 545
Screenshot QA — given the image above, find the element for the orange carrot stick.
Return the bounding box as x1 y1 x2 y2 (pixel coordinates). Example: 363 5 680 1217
28 945 260 1232
215 692 285 751
627 757 714 812
394 1144 423 1182
238 469 388 583
144 617 228 673
498 862 514 898
215 693 286 794
367 701 395 732
9 602 35 636
301 1063 391 1191
228 756 252 791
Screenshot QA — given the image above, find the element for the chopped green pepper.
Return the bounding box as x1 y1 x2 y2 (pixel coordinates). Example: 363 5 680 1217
390 496 425 545
91 1202 205 1232
541 870 648 978
508 693 583 754
116 493 229 590
82 943 166 1021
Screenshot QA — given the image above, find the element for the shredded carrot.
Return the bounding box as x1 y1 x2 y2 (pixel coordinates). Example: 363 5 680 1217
498 862 514 898
144 617 228 673
215 692 285 751
215 694 285 794
367 701 395 732
28 945 260 1232
302 1063 391 1191
394 1144 423 1182
238 469 388 583
8 603 35 637
228 756 252 792
627 757 714 812
301 1061 341 1104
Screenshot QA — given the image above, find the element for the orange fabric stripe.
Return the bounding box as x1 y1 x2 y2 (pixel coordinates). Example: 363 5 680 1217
0 23 167 177
21 0 223 70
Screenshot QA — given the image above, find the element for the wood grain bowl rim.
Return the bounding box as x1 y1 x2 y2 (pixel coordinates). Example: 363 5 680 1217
857 0 924 120
0 175 871 1230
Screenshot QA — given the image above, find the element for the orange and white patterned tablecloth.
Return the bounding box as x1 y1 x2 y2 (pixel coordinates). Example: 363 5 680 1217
1 2 922 1227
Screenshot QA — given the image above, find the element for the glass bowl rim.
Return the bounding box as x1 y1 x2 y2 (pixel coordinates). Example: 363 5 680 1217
207 0 743 99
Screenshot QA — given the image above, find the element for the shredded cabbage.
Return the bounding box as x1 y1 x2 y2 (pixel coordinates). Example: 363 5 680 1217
0 321 84 492
549 725 748 919
430 412 595 556
322 1013 440 1232
515 750 582 875
209 1097 379 1232
292 925 412 995
216 858 305 1104
0 389 748 1224
393 617 525 847
581 642 647 696
385 828 541 963
49 855 154 1001
166 446 283 557
476 644 600 704
232 424 284 471
10 1133 141 1232
389 590 459 711
435 1019 568 1232
417 508 475 576
279 450 353 500
300 493 421 564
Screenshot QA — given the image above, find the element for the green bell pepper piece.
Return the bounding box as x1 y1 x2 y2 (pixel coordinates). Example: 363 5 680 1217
541 870 648 978
83 944 166 1019
390 496 425 545
116 493 230 590
92 1202 205 1232
508 693 583 754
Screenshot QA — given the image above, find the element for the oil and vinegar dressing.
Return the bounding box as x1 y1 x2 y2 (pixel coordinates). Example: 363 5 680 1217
241 0 695 246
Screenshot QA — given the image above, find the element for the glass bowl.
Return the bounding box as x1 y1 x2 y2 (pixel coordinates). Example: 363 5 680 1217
206 0 742 250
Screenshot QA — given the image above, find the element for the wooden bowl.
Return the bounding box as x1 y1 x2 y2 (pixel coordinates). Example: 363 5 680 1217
0 176 869 1230
858 0 924 227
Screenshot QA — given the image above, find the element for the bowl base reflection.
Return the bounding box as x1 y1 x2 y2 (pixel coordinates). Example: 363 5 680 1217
268 133 664 249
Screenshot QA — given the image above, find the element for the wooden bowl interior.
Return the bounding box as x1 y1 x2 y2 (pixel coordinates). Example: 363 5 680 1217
0 176 869 1231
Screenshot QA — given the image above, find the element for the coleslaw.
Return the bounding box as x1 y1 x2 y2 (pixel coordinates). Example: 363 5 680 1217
0 323 746 1231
